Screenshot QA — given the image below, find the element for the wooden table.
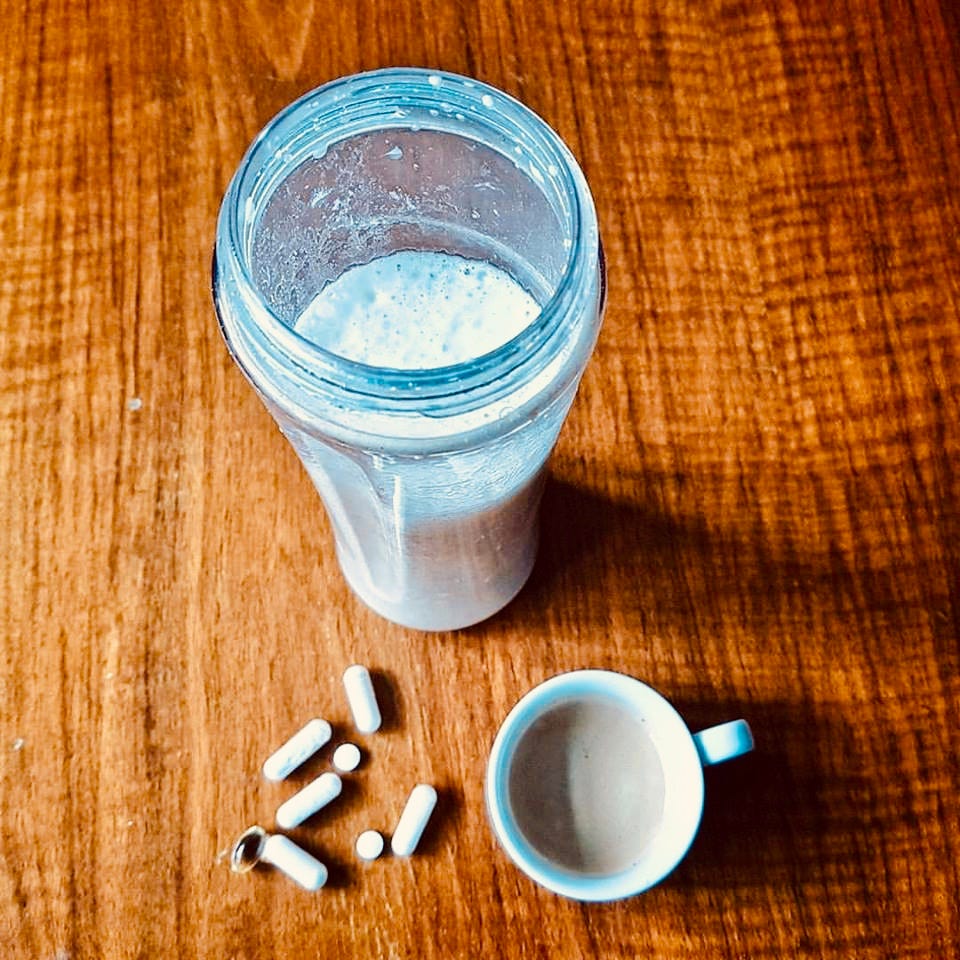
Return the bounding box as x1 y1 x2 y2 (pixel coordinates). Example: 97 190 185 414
2 0 958 956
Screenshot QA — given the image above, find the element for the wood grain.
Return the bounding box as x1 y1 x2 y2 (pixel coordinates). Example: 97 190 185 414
2 0 958 956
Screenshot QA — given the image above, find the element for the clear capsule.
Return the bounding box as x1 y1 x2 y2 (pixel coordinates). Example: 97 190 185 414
229 825 269 874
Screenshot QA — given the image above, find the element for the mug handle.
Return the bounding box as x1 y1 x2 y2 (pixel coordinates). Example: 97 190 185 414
693 719 754 766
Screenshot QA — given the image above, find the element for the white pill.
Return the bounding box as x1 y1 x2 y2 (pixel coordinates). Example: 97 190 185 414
390 784 438 857
332 742 362 773
355 829 385 861
262 718 332 782
275 772 342 830
261 834 328 891
343 664 382 734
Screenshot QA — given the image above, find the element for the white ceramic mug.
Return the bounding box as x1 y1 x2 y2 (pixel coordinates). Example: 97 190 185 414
485 670 754 901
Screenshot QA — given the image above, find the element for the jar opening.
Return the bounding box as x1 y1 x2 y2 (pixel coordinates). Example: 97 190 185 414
217 68 596 401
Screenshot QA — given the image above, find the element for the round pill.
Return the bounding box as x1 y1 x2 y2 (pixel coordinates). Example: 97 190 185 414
355 830 384 861
332 742 362 773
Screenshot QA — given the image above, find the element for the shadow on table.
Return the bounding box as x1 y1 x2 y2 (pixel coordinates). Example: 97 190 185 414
495 474 909 643
662 695 880 894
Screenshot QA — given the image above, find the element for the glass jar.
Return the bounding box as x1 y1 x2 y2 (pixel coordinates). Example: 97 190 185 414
213 68 604 631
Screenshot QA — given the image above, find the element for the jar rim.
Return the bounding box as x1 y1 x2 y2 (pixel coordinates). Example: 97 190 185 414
216 67 599 404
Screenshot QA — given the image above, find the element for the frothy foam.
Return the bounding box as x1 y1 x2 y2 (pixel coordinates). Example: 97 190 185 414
294 250 540 368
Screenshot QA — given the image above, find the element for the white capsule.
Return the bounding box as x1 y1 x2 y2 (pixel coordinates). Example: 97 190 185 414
275 771 342 830
262 718 332 781
332 742 362 773
355 829 385 861
390 784 438 857
261 834 328 890
343 664 382 734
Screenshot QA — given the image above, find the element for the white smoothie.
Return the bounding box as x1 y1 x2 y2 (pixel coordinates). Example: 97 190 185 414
291 250 552 630
295 250 540 368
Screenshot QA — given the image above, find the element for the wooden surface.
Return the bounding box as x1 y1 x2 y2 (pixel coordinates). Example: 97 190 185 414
2 0 959 956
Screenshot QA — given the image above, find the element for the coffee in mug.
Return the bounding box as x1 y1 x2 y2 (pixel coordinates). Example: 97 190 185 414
485 670 753 900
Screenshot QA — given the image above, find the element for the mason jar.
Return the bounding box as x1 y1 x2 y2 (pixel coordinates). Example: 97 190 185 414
213 68 604 631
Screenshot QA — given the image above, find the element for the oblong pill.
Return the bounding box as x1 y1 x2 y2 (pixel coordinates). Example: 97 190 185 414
391 784 438 857
343 665 382 734
261 834 328 890
275 772 342 830
262 718 332 782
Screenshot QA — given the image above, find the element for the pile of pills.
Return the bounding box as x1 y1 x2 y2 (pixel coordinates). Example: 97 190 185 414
228 664 438 891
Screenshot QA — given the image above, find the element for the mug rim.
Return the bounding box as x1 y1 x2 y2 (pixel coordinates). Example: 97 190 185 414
484 669 705 901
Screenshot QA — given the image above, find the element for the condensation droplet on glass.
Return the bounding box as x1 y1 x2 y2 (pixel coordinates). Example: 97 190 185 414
481 94 494 108
470 208 481 220
548 164 559 176
428 74 442 87
455 113 465 122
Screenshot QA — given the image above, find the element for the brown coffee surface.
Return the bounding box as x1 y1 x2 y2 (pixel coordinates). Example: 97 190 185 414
507 698 665 875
